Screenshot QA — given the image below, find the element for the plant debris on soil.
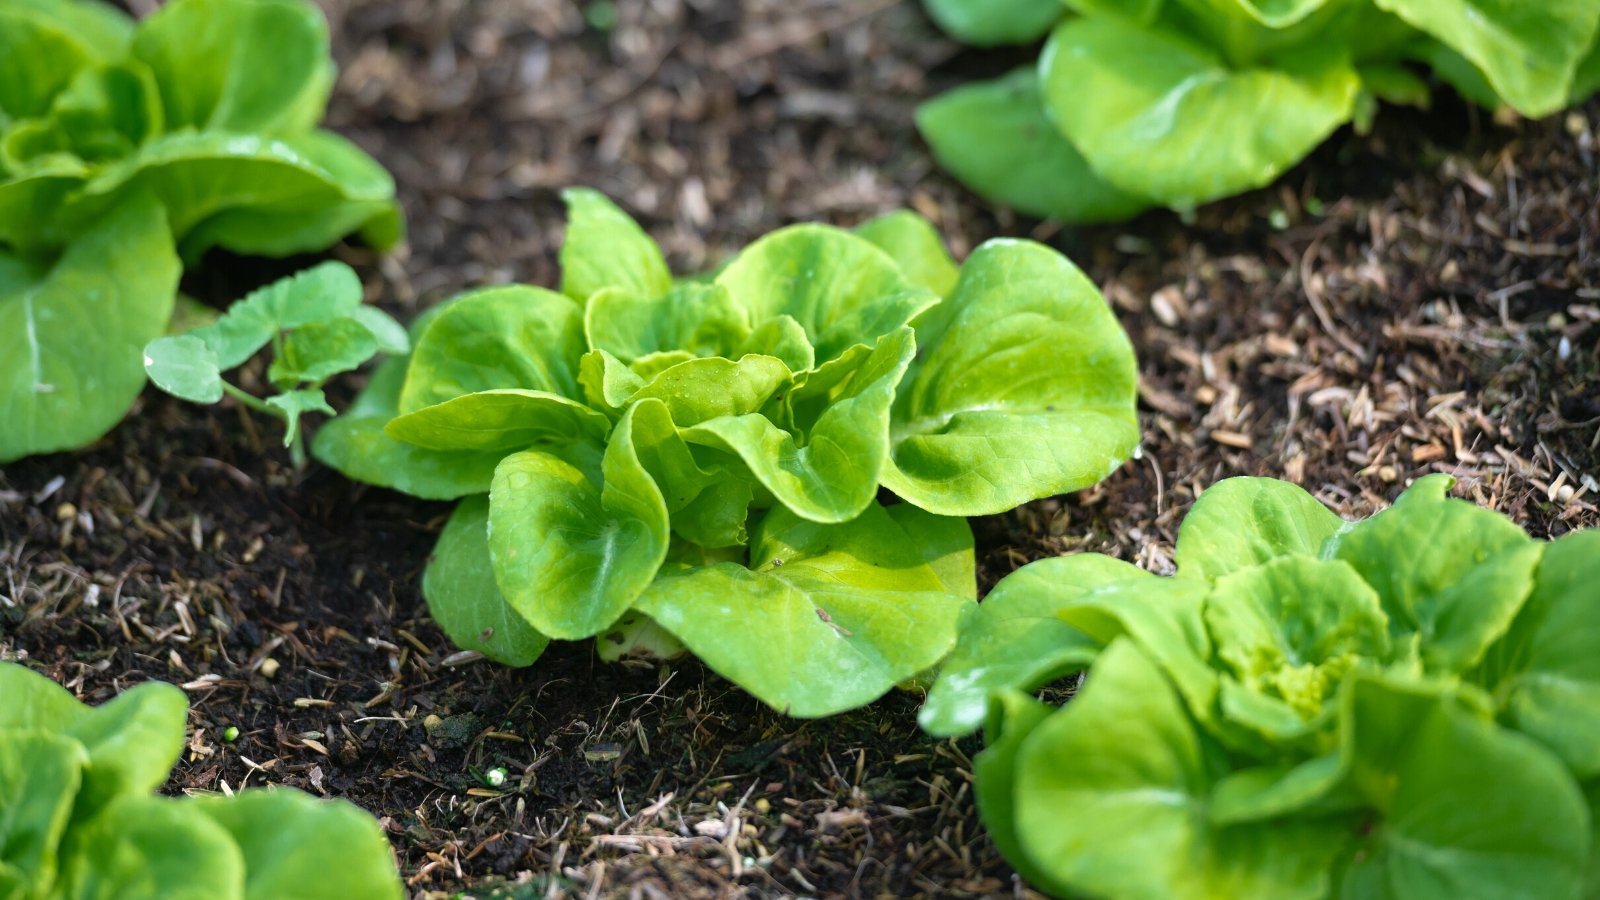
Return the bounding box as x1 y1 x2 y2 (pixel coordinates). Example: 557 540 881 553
3 1 1598 898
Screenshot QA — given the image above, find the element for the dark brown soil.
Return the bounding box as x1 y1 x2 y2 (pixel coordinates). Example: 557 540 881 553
3 1 1597 898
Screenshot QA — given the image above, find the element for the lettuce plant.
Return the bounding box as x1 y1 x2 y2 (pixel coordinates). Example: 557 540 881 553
0 661 403 899
922 475 1600 899
315 189 1140 717
143 261 408 468
0 0 402 463
918 0 1600 223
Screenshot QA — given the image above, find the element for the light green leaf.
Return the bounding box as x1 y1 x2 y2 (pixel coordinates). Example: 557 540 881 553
626 355 792 426
264 387 334 446
311 355 504 500
174 129 402 259
349 305 409 356
735 315 815 374
969 690 1074 898
559 188 672 303
385 389 610 453
400 285 586 415
596 611 687 663
0 192 179 463
583 282 749 364
626 399 755 549
1477 531 1600 778
1013 640 1344 900
885 502 976 598
143 334 224 404
684 327 914 524
268 317 377 385
131 0 334 134
1330 474 1540 674
1572 41 1600 103
1206 557 1389 744
0 731 86 892
190 261 364 371
1372 0 1600 117
489 408 670 640
635 502 973 717
1174 476 1347 583
422 496 548 667
4 62 163 169
1209 753 1354 825
714 224 938 364
922 0 1064 47
916 68 1153 224
1040 17 1360 209
2 130 397 258
191 790 403 900
1338 672 1588 899
854 210 960 298
920 554 1150 737
56 796 245 900
884 238 1139 515
0 1 129 123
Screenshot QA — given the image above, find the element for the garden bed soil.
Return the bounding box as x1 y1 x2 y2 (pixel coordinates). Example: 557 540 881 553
3 1 1599 897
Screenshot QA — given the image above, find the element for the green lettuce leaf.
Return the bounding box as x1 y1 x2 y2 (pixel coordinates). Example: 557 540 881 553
1336 672 1588 898
55 796 246 900
0 731 86 893
1039 16 1360 210
634 502 974 717
1011 640 1345 900
919 553 1149 737
559 188 672 303
1172 476 1347 583
190 790 404 900
922 0 1064 46
0 192 179 463
1329 474 1540 674
969 690 1074 897
884 237 1139 515
422 495 548 667
1476 530 1600 778
488 406 670 640
1372 0 1600 117
915 68 1153 224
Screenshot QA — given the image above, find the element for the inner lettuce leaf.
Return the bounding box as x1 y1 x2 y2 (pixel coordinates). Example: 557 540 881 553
320 190 1136 713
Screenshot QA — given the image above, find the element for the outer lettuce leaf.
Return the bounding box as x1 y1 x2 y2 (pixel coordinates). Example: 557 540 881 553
0 130 400 259
1336 672 1588 899
853 211 960 299
55 796 246 900
190 791 404 900
1329 474 1540 674
915 68 1153 224
0 732 86 893
634 502 974 717
311 354 504 500
1172 476 1347 583
1039 16 1360 210
922 0 1064 46
488 407 669 640
559 188 673 303
1011 640 1345 900
1476 531 1600 778
969 690 1075 897
1372 0 1600 117
919 554 1149 737
421 496 548 667
0 193 179 463
884 238 1139 515
399 285 587 414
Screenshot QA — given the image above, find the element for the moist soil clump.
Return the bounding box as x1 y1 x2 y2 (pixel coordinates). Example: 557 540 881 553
3 1 1598 897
